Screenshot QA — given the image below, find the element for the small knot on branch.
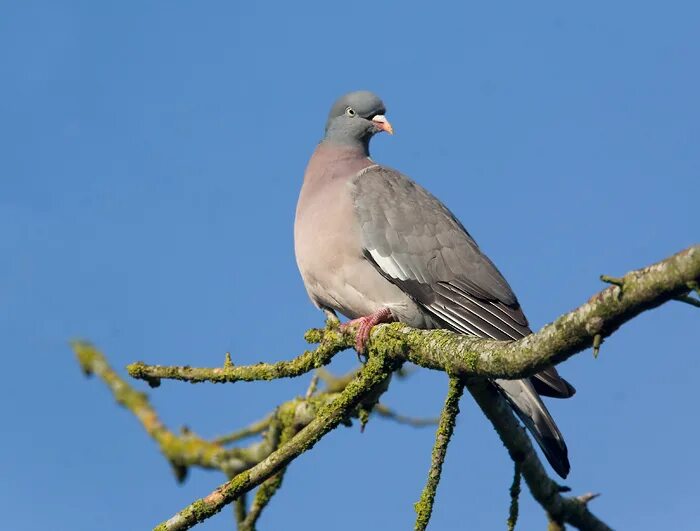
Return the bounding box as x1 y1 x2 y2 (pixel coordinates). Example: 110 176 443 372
577 492 601 505
600 274 625 300
127 362 161 388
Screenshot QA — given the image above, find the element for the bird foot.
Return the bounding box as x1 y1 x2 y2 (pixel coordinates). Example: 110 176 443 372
341 308 394 354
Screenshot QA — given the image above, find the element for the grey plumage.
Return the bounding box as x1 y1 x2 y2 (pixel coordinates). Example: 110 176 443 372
295 91 575 478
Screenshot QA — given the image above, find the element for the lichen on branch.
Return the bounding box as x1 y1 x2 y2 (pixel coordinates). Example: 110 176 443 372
154 352 402 531
130 245 699 387
414 377 465 531
73 245 698 531
127 324 354 386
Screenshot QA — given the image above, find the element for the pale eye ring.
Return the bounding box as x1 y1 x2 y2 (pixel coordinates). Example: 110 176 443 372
345 106 356 117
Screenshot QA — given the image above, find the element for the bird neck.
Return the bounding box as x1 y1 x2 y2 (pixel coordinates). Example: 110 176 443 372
321 130 371 156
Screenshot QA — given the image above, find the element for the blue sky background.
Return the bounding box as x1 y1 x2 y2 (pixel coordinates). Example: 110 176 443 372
1 2 698 530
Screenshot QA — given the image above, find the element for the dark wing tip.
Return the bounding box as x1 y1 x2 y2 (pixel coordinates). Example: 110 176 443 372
541 435 571 478
532 367 577 399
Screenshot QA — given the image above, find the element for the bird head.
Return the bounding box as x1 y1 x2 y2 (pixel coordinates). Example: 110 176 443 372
323 91 393 146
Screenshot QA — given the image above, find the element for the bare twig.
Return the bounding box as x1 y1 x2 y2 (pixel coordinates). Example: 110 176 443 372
233 494 247 526
214 416 272 446
577 492 601 504
373 404 438 427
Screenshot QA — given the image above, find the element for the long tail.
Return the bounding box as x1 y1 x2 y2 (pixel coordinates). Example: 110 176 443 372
495 378 570 478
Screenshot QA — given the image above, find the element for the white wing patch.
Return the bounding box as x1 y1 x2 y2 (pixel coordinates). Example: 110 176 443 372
368 249 410 281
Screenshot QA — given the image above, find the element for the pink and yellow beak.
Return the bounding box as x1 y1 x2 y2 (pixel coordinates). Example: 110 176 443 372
371 114 394 135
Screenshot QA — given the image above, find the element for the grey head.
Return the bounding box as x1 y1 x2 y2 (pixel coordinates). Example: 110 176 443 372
323 91 394 152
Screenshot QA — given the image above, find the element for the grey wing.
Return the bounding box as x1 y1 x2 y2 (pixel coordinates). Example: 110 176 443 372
351 166 574 397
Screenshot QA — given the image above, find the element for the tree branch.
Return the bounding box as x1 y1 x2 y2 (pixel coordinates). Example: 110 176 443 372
127 326 352 385
213 416 272 446
368 244 699 380
74 342 232 478
507 462 522 531
153 352 402 531
75 246 697 530
466 379 611 530
414 377 465 531
130 245 699 386
373 404 438 427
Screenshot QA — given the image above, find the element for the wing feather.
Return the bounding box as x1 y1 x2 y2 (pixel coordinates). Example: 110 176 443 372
352 166 574 399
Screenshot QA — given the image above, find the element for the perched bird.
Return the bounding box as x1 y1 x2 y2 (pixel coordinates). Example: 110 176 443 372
294 91 575 478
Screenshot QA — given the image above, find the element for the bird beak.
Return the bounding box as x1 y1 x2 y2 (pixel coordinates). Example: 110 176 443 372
371 115 394 135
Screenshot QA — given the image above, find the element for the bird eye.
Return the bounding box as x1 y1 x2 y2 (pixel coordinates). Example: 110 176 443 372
345 106 356 117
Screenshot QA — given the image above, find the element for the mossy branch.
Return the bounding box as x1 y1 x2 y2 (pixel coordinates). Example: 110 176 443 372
76 246 698 529
131 245 699 386
73 342 231 477
386 245 699 380
238 411 298 531
75 345 428 529
414 377 465 531
154 352 402 531
127 325 353 386
466 379 611 531
507 462 521 531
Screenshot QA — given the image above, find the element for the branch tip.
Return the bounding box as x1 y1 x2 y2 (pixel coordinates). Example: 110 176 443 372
577 492 601 504
592 334 602 358
674 294 700 308
507 462 521 531
305 373 319 399
599 274 624 287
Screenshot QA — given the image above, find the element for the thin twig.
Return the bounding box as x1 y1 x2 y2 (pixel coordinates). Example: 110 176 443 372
599 275 624 287
373 404 438 427
239 472 286 531
414 377 465 531
238 409 300 531
674 294 700 308
128 324 353 385
592 334 602 358
233 493 247 526
214 416 272 446
305 373 320 398
507 462 521 531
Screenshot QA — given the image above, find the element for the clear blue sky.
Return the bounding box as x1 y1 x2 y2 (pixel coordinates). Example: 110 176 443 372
2 2 698 530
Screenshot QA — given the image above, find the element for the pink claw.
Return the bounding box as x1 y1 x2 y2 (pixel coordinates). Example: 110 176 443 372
341 308 393 354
